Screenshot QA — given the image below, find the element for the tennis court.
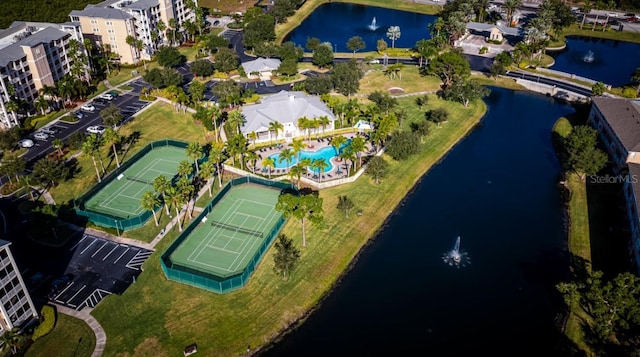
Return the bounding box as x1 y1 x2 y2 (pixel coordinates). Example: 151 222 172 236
84 146 188 218
169 185 282 277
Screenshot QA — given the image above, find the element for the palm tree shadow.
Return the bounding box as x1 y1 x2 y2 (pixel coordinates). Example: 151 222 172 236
120 131 142 162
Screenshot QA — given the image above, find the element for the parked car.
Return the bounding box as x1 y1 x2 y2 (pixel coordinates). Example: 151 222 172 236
33 131 49 141
73 111 84 119
39 127 57 135
86 125 106 135
18 139 34 148
81 104 95 112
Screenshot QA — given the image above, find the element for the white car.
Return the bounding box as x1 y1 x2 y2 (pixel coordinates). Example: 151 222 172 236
18 139 34 148
99 93 115 101
81 104 95 112
369 59 380 64
86 125 106 135
33 132 49 141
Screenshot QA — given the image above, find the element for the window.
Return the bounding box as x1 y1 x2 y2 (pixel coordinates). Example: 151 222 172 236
107 29 115 34
109 37 116 41
93 28 100 33
0 250 7 261
105 21 113 26
110 44 118 49
90 19 97 24
71 16 79 22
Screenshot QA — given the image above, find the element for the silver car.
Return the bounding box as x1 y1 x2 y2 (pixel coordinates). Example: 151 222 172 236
33 131 49 140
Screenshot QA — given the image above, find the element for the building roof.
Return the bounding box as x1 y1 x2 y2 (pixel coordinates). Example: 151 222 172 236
241 91 335 135
466 22 523 37
70 5 133 20
127 0 159 10
0 239 9 247
241 57 282 74
0 26 69 67
592 97 640 152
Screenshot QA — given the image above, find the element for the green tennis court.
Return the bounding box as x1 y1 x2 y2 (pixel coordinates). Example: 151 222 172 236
169 185 282 277
84 146 188 218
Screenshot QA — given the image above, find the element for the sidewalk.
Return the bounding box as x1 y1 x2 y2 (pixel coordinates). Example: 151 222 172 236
54 304 106 357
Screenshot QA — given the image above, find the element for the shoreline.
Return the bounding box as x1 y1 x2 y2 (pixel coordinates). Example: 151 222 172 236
255 110 487 355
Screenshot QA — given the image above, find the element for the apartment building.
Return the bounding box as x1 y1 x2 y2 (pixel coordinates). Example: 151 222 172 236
588 97 640 273
0 21 84 129
70 0 197 64
0 240 38 334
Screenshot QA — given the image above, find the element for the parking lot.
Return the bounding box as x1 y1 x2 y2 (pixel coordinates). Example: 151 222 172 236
48 234 152 311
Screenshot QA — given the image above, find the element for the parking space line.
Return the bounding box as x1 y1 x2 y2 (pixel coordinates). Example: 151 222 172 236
70 235 87 251
103 244 119 261
80 238 96 254
114 247 130 264
91 241 109 258
66 285 86 304
55 281 75 298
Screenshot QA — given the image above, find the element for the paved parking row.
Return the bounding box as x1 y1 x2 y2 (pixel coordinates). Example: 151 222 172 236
49 234 152 311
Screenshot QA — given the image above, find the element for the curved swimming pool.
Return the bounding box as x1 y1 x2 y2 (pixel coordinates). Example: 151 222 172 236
268 145 341 172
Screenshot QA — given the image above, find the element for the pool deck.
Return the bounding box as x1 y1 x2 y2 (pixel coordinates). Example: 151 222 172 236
250 133 376 182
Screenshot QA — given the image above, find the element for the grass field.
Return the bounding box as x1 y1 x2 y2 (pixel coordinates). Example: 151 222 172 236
90 94 486 356
49 102 207 205
359 65 442 94
25 313 96 357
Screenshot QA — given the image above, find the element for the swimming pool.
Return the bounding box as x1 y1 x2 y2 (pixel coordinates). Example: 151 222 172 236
268 145 344 172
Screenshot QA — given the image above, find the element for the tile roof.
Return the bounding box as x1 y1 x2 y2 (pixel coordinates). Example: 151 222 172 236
592 97 640 152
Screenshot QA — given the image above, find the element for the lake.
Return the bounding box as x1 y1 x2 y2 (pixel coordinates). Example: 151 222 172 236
283 3 436 52
549 36 640 87
260 88 576 356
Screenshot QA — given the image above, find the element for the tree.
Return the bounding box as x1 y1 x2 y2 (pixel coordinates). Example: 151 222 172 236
288 164 305 189
415 94 429 109
82 134 103 182
306 37 321 51
503 0 523 26
178 159 193 179
102 127 121 167
349 136 367 168
213 47 239 74
441 79 490 107
262 156 275 179
304 75 333 95
278 148 295 169
339 146 356 177
428 50 471 87
276 193 324 247
1 328 22 355
312 44 334 69
365 156 388 184
386 26 401 48
0 127 21 151
386 131 420 161
426 107 449 128
156 46 186 68
0 154 24 184
166 186 184 231
51 138 64 156
415 39 437 67
177 175 196 218
376 39 388 53
199 161 215 197
188 80 206 103
592 82 606 96
212 80 243 108
153 175 171 215
336 195 355 218
243 14 276 49
331 60 362 98
187 142 203 173
32 157 68 187
227 110 245 135
277 58 299 77
141 191 161 226
564 125 607 180
368 91 398 114
34 95 49 115
272 233 300 280
330 135 347 156
100 105 123 128
269 120 284 142
410 119 430 143
346 36 366 54
209 142 227 187
489 61 506 80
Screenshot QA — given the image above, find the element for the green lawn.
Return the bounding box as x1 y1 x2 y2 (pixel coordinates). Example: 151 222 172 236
359 66 442 94
91 95 486 356
26 313 96 357
49 102 208 205
562 23 640 44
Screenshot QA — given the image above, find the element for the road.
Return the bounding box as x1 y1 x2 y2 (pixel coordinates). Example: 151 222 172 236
504 70 593 97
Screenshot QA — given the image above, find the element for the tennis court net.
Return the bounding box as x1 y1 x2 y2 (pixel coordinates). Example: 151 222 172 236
210 221 263 238
126 175 152 185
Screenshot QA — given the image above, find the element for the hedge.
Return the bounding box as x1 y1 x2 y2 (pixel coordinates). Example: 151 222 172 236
32 305 56 340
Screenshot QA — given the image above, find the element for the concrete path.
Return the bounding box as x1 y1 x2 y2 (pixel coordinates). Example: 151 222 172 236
54 304 106 357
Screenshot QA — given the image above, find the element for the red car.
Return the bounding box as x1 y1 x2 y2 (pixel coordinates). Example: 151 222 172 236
627 16 639 22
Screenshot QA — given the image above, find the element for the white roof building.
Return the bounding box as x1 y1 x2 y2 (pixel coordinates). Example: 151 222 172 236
240 90 336 142
241 57 281 79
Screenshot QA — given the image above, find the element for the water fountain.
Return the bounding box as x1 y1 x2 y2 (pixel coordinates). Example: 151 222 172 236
442 236 470 268
368 17 379 31
583 50 595 63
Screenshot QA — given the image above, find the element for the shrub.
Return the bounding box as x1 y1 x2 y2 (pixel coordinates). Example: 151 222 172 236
66 131 86 150
385 131 420 161
622 87 638 98
32 305 56 340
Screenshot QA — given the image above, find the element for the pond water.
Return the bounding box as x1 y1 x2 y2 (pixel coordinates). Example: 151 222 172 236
283 3 436 52
549 36 640 87
260 88 575 356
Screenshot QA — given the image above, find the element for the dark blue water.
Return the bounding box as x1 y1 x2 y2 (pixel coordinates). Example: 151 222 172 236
284 3 436 52
549 36 640 87
260 88 575 356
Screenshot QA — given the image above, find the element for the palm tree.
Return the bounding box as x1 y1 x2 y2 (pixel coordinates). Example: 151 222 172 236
318 115 331 134
386 26 401 48
5 101 18 121
504 0 522 27
199 161 215 196
141 191 161 226
209 105 222 141
18 174 36 200
153 175 171 215
1 328 21 355
350 136 367 168
297 116 311 145
278 148 295 170
248 131 258 147
209 141 227 187
312 158 329 182
227 110 244 135
51 138 64 156
289 138 305 163
186 142 203 173
82 135 102 182
339 147 356 176
330 135 347 157
157 20 167 46
178 160 193 179
103 127 121 167
245 150 260 173
289 164 305 189
168 18 178 46
166 186 184 231
177 176 195 218
34 96 49 115
262 157 275 179
269 120 284 142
